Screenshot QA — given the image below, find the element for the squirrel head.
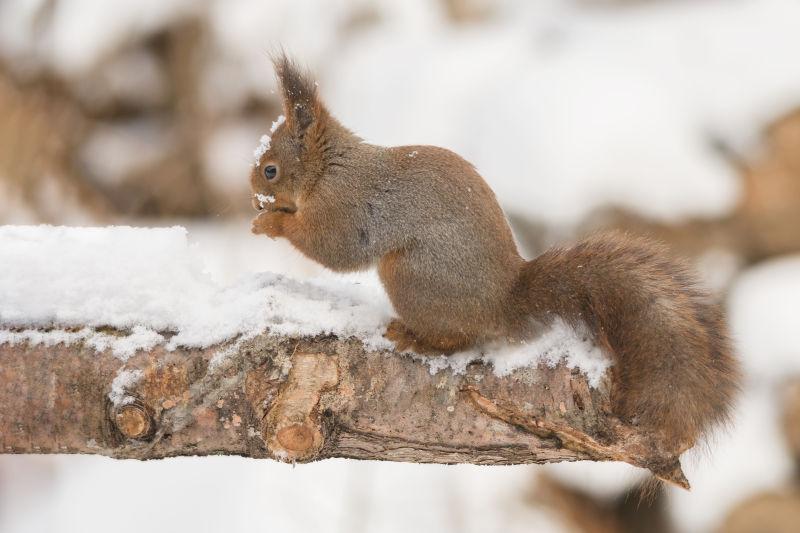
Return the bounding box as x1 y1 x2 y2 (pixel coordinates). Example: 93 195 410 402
250 53 352 213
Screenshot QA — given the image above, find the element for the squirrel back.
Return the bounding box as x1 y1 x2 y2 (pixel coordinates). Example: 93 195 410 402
250 54 740 453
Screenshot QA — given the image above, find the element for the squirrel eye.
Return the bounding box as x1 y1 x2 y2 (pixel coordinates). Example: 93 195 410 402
263 165 278 180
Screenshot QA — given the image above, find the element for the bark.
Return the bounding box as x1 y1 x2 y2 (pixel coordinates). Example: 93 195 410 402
0 332 689 488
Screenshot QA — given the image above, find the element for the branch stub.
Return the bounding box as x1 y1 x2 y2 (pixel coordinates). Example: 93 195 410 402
114 404 153 441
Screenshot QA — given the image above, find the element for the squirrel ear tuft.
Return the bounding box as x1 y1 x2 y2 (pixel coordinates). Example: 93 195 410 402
272 53 320 134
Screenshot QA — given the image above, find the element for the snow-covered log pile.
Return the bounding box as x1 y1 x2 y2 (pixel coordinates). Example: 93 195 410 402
0 225 689 487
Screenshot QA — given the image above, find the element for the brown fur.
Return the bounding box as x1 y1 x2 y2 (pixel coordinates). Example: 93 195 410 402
511 232 740 450
251 54 741 451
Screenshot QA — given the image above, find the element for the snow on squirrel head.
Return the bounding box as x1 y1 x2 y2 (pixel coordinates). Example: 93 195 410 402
250 53 352 216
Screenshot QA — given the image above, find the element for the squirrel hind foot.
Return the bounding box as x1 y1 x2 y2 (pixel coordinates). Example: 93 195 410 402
384 319 416 352
384 319 473 355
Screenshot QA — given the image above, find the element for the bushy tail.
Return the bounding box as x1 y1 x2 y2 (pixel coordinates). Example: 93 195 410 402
516 232 740 450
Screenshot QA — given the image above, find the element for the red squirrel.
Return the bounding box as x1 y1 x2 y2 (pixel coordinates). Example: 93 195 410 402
250 54 740 453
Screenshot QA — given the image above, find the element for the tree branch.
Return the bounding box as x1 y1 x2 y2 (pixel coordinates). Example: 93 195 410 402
0 331 689 489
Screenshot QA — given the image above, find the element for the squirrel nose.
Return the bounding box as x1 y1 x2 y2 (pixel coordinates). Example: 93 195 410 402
251 197 264 211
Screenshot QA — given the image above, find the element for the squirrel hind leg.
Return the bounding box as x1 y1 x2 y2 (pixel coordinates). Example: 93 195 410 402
384 318 473 355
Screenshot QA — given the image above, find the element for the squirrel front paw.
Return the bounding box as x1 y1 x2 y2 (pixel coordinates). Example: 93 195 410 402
251 210 289 239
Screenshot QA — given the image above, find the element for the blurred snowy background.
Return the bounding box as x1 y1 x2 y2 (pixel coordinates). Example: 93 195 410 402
1 0 800 531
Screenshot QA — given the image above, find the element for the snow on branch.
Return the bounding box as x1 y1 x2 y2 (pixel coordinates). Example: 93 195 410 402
0 226 688 488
